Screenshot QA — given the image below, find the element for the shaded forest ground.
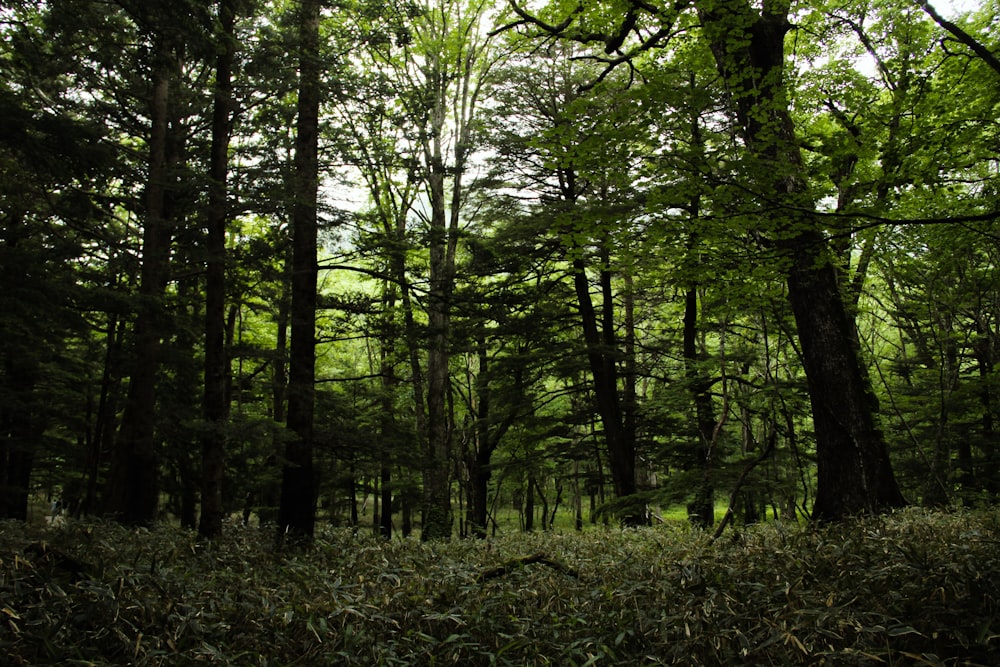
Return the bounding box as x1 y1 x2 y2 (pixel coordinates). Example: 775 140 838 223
1 508 998 665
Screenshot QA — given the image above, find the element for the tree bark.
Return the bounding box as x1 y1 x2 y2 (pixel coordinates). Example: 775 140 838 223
684 286 716 528
571 257 641 523
0 354 38 521
695 0 905 520
104 36 176 525
278 0 321 544
199 0 236 539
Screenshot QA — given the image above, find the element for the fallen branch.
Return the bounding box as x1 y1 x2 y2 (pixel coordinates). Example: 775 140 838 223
476 553 580 582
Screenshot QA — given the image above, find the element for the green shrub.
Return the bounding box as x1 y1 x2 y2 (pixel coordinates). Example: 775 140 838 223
1 508 997 665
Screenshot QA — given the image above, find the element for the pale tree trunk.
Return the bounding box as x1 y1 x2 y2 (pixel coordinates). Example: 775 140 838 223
414 9 490 540
695 0 905 520
421 84 454 538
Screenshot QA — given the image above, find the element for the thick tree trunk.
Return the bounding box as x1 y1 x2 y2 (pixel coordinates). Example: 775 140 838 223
105 40 175 525
422 162 454 540
199 0 236 539
0 356 37 521
278 0 321 544
419 49 464 540
695 0 905 520
786 235 906 518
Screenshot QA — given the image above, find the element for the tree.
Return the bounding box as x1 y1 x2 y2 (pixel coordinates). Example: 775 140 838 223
104 2 192 525
278 0 322 544
356 0 498 540
483 42 654 524
693 0 906 520
199 0 240 539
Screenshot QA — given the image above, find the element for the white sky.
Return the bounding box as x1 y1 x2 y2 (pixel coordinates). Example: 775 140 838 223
936 0 986 17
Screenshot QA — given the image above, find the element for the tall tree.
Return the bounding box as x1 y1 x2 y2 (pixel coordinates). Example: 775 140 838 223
104 3 188 524
485 43 650 523
199 0 239 539
693 0 906 520
358 0 497 539
278 0 322 544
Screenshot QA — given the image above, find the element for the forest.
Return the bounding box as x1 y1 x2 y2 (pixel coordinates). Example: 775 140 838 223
1 0 999 542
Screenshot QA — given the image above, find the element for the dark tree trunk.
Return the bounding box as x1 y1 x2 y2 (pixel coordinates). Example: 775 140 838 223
682 104 715 528
421 154 454 541
83 312 125 515
466 339 493 538
786 238 907 518
975 333 997 496
0 356 38 521
684 287 716 528
524 475 535 532
467 335 519 538
377 289 397 540
571 258 641 524
696 0 905 521
379 465 392 539
278 0 321 545
199 0 236 539
105 39 176 525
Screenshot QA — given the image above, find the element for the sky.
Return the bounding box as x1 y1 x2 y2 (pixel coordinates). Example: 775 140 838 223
935 0 986 17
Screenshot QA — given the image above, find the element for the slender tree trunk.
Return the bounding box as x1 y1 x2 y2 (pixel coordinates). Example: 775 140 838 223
199 0 236 539
377 282 398 540
278 0 321 544
468 337 493 538
571 257 641 523
83 312 125 515
105 39 176 525
975 329 997 496
696 0 905 521
524 475 535 532
683 101 716 528
684 287 716 528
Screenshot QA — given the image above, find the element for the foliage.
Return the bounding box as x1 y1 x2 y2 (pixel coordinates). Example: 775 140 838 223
2 0 999 531
2 509 998 665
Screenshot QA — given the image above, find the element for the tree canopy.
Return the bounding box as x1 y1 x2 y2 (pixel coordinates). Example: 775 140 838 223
1 0 998 537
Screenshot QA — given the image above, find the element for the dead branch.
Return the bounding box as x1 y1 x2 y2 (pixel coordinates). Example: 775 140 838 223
476 552 580 582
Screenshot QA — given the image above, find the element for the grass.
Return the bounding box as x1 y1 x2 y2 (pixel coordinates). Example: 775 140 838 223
1 507 998 665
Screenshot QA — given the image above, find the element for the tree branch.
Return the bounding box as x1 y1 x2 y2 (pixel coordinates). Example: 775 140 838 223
476 553 580 582
921 1 1000 77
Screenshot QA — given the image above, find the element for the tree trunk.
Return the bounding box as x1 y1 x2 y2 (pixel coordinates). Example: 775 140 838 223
83 312 125 515
105 38 176 525
684 287 716 528
419 54 459 540
524 475 535 532
422 160 453 540
0 356 38 521
377 282 397 540
278 0 321 545
695 0 905 521
199 0 236 539
571 257 641 523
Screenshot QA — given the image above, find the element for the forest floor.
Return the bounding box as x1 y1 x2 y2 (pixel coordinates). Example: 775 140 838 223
1 507 998 665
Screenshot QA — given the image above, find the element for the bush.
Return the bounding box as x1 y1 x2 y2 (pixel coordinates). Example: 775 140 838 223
1 508 998 665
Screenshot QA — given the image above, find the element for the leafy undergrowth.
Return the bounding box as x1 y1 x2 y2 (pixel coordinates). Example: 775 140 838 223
1 508 998 665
